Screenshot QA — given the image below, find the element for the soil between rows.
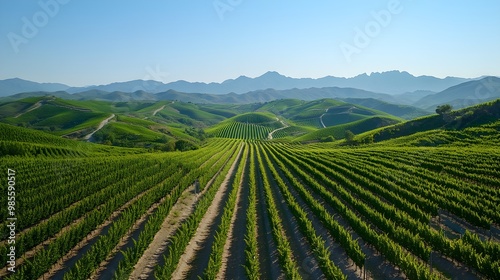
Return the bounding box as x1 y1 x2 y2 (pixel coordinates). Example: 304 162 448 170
217 148 250 280
254 149 284 280
258 148 325 280
171 145 244 279
278 150 405 280
130 144 238 280
264 146 363 279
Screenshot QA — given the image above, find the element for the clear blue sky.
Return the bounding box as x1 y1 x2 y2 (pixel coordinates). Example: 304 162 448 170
1 0 499 86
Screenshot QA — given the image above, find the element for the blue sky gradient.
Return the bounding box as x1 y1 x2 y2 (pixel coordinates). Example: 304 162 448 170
1 0 499 86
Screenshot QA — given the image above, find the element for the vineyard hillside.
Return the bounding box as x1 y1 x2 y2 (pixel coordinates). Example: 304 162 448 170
1 98 500 280
353 99 500 145
206 112 284 140
295 116 400 142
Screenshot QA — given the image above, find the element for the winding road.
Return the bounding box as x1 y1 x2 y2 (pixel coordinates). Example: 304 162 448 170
319 108 328 128
268 118 290 140
83 114 115 141
152 105 166 116
14 101 43 118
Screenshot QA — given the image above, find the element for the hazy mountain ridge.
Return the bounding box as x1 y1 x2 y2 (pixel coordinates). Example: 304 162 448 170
3 75 499 112
0 70 474 97
415 76 500 110
0 78 70 97
5 76 500 114
5 86 398 104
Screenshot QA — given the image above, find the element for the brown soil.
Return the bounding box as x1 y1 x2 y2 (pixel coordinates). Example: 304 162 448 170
260 150 325 280
265 148 363 279
254 150 284 279
129 146 239 280
129 183 201 280
170 145 243 279
216 150 248 279
431 209 500 242
430 251 481 280
279 152 405 280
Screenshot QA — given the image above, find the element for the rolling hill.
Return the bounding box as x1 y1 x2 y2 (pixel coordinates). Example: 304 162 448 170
6 77 498 119
415 76 500 110
339 98 430 119
259 99 401 129
0 97 219 150
295 116 401 142
352 98 500 145
206 112 283 140
203 99 403 141
2 94 500 280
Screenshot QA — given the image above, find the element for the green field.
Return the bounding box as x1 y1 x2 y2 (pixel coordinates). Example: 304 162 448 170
1 98 499 280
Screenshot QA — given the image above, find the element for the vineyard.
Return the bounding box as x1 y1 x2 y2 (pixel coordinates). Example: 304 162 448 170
1 135 499 279
207 122 275 140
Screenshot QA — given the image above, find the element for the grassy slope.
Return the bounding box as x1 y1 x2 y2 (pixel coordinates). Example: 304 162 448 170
0 98 218 147
271 125 316 139
257 99 306 114
353 99 500 145
0 97 44 118
98 122 166 142
295 116 401 142
2 103 109 135
231 112 278 123
339 97 431 119
0 122 143 157
370 120 500 147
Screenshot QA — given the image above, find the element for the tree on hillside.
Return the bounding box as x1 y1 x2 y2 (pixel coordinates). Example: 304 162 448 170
436 104 452 115
345 130 355 144
436 104 455 124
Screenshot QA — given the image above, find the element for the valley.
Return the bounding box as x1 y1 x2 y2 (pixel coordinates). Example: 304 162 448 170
1 93 499 279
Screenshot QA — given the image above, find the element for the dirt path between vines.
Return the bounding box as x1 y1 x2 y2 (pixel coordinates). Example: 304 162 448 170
14 100 43 118
84 114 115 140
170 146 243 279
267 119 289 140
88 186 176 280
281 151 405 280
152 105 166 116
129 147 239 280
265 146 363 279
130 184 201 280
260 150 324 279
216 150 248 279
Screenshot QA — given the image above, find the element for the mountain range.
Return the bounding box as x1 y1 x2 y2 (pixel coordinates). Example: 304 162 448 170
5 76 500 111
0 71 474 97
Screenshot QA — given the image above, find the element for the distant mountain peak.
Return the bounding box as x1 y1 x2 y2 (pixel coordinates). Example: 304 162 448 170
259 71 285 78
